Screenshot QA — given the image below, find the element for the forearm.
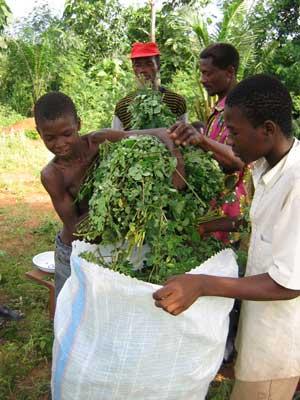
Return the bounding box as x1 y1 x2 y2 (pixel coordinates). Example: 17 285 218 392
200 217 241 234
198 136 244 171
92 129 126 143
199 273 300 301
128 128 168 137
98 128 168 136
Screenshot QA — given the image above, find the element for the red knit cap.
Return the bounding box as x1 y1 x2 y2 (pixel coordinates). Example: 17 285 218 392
130 42 160 59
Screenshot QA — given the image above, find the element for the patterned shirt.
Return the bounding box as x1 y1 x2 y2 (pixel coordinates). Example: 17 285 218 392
114 87 187 131
205 97 248 243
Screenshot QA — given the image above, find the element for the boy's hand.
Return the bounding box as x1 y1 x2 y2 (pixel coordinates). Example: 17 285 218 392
153 274 203 316
168 122 204 147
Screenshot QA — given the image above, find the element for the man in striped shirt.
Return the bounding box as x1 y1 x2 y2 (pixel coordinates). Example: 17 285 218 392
112 42 187 130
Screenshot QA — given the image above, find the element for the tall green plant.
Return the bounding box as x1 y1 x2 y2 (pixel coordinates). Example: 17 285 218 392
0 6 85 115
63 0 128 67
246 0 300 95
0 0 10 34
60 56 134 131
173 0 259 122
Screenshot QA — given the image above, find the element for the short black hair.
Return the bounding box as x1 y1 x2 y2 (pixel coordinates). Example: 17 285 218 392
226 74 293 137
34 92 78 126
200 43 239 74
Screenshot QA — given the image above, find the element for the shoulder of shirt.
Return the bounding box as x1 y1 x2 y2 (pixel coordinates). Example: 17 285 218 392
160 86 186 104
285 139 300 177
275 139 300 197
115 92 136 111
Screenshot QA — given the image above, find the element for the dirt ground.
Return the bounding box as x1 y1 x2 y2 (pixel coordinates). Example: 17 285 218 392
1 117 35 134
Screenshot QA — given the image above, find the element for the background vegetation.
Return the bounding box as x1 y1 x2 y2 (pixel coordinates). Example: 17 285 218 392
0 0 299 132
0 0 299 398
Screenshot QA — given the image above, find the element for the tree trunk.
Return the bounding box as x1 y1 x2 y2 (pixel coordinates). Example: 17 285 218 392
149 0 156 42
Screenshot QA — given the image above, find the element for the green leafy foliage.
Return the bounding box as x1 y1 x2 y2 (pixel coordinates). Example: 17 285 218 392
63 0 128 66
129 86 178 129
0 103 23 128
247 0 300 96
0 0 10 35
61 57 134 131
0 6 77 115
78 135 225 284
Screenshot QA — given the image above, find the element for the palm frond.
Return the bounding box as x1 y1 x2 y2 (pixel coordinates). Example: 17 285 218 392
217 0 244 41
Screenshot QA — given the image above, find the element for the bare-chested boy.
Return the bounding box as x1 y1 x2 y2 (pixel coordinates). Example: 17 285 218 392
34 92 184 299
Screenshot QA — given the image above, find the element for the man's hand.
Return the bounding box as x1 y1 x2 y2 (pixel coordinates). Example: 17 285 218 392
168 122 204 147
153 274 203 316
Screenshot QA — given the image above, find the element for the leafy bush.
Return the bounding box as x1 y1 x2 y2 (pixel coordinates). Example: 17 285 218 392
60 57 134 132
25 129 39 140
0 103 24 128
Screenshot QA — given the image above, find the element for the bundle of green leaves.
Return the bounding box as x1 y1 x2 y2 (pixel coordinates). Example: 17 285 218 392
78 135 226 284
128 85 177 129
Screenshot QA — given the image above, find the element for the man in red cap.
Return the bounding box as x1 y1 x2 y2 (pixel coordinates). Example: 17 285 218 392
112 42 187 130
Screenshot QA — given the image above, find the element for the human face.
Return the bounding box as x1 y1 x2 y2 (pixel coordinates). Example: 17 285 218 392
199 57 234 98
224 105 272 164
37 115 81 158
132 57 158 84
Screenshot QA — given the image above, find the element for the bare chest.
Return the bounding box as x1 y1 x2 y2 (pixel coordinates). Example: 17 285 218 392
60 157 96 199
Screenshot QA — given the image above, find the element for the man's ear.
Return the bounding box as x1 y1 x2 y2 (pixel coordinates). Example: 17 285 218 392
77 117 81 132
263 120 277 138
226 65 235 79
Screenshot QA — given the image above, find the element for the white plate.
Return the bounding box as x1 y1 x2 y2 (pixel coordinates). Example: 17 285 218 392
32 251 55 273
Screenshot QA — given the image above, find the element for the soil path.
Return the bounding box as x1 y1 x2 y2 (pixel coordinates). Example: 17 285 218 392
1 117 35 134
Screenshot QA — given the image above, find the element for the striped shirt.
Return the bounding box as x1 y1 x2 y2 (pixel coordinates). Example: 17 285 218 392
114 87 187 131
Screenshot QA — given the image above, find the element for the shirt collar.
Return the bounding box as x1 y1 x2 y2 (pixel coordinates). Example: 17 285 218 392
214 97 226 112
254 138 300 187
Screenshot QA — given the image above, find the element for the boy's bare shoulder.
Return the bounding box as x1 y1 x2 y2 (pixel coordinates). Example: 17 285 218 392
84 130 104 144
41 159 63 192
77 132 99 149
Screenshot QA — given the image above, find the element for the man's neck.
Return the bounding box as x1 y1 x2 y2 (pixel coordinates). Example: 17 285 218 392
266 136 295 168
217 79 237 102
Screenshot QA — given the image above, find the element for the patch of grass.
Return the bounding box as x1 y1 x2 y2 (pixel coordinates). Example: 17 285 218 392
0 131 52 195
207 379 233 400
0 132 57 398
25 129 39 141
31 217 61 238
0 103 24 128
0 212 55 399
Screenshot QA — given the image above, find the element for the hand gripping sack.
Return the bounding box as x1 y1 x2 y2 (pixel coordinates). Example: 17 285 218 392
52 240 238 400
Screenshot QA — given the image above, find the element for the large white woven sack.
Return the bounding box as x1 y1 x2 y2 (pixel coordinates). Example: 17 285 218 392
52 240 238 400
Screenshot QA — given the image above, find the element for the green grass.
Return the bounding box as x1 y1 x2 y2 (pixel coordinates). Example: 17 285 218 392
0 214 57 399
0 104 24 128
0 132 52 195
207 379 233 399
0 128 59 399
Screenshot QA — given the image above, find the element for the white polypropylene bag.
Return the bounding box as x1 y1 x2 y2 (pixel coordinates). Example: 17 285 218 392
52 240 238 400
